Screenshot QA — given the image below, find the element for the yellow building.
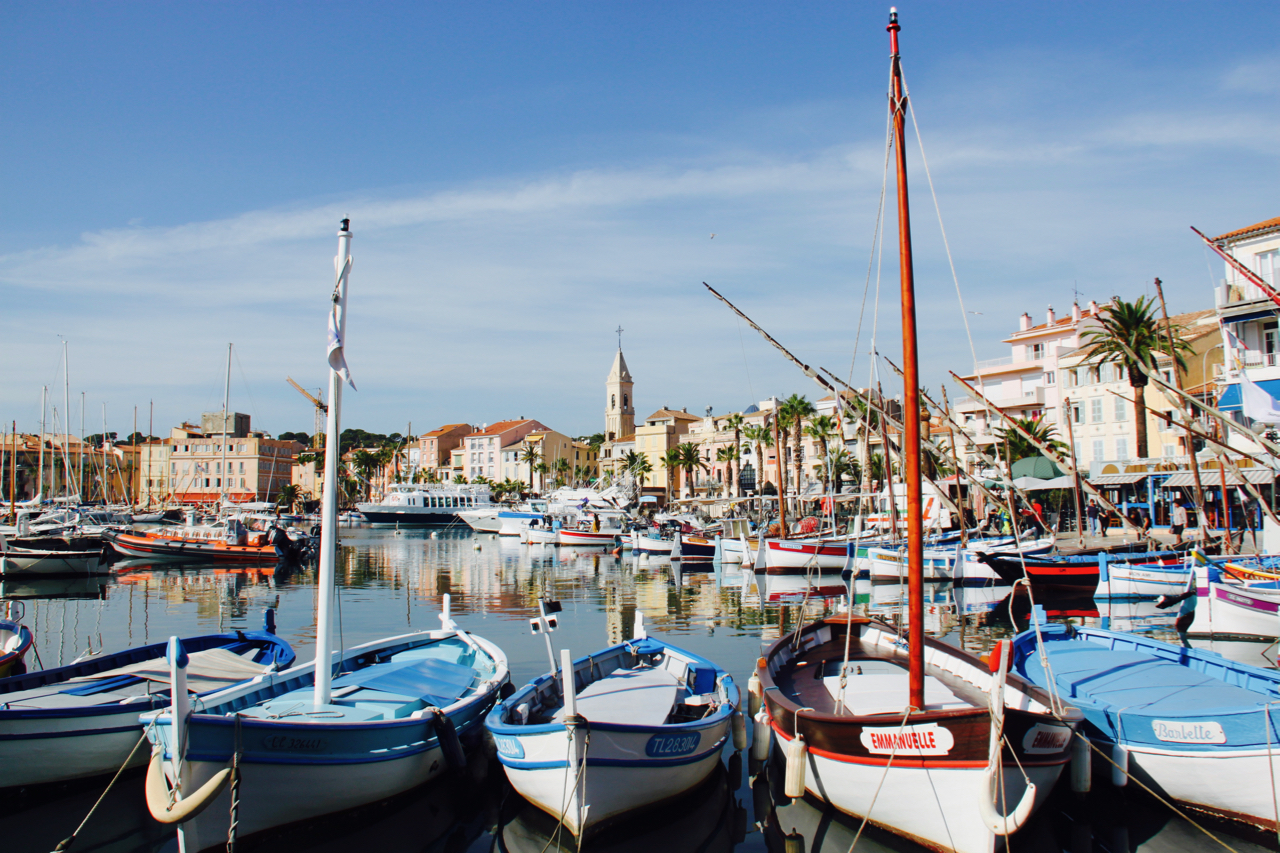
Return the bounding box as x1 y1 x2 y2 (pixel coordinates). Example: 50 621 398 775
634 408 700 497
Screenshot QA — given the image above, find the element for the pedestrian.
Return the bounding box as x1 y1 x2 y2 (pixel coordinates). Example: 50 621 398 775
1140 507 1152 537
1086 499 1099 536
1099 507 1111 536
1170 501 1188 546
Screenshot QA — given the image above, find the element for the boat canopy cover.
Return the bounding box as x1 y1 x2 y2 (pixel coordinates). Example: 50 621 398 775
332 657 477 707
74 648 271 693
1161 468 1274 487
1018 628 1280 748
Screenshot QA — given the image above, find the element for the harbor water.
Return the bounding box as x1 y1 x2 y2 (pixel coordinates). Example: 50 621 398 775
4 528 1277 853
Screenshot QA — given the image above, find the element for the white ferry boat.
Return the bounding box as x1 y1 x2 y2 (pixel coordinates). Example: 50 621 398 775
356 483 493 526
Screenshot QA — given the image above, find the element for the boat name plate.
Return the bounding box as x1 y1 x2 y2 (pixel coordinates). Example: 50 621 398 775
1151 720 1226 744
493 735 525 759
1021 722 1072 754
262 735 328 752
859 723 953 756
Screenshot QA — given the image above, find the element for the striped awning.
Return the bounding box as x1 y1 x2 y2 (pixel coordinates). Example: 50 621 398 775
1088 473 1149 486
1160 469 1275 488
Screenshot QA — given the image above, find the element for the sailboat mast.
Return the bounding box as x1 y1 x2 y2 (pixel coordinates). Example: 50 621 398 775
220 343 232 507
38 386 47 501
80 392 85 500
315 219 353 707
64 341 71 500
888 8 925 711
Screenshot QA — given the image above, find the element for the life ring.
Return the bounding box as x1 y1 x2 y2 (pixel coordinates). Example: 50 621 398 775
144 749 232 824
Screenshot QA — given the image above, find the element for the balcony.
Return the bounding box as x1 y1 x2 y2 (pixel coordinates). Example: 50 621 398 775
974 355 1013 370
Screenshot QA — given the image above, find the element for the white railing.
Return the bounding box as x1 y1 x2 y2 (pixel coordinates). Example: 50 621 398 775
975 355 1013 370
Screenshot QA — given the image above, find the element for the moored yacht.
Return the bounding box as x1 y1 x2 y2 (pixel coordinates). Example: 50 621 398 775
357 483 493 526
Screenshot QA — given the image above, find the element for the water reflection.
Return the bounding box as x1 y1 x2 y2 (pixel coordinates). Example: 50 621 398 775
4 530 1277 853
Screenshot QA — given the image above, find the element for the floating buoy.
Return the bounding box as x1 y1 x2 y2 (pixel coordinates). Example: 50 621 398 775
783 733 807 799
1071 732 1091 794
145 750 231 824
1111 743 1128 787
732 709 748 751
751 709 772 760
747 668 763 717
473 541 482 551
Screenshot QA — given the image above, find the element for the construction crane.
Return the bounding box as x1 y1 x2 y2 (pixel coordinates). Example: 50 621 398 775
286 377 326 448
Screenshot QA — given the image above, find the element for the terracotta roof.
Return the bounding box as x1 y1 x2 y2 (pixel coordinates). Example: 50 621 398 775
421 423 471 438
1003 308 1098 341
1212 216 1280 243
612 433 636 442
644 409 701 422
467 419 537 437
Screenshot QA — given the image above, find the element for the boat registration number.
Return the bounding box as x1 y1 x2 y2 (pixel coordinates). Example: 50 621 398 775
646 733 701 757
493 735 525 759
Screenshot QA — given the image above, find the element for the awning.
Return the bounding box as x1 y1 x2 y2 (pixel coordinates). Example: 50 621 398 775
1160 469 1275 487
1217 378 1280 412
1089 473 1149 486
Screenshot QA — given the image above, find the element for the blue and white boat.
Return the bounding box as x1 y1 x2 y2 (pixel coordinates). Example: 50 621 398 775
1097 557 1193 599
1013 615 1280 832
486 616 741 838
141 221 512 850
0 611 292 790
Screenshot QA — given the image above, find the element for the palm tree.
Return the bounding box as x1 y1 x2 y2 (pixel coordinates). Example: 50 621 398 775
533 461 548 493
676 442 707 500
1081 295 1194 459
519 445 542 492
552 457 571 488
742 423 773 495
716 445 737 498
452 474 467 484
276 483 301 513
352 449 378 500
995 414 1068 466
627 452 653 492
660 448 682 503
724 413 745 498
779 394 816 496
825 448 857 494
868 452 886 485
804 414 839 493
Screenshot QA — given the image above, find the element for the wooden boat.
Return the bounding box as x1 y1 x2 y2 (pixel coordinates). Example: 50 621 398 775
970 550 1182 595
1014 619 1280 833
1097 558 1193 599
1203 580 1280 639
1218 557 1280 583
753 15 1081 852
104 522 312 563
143 223 511 851
486 625 741 838
0 616 34 678
0 531 105 575
557 526 620 546
0 611 292 789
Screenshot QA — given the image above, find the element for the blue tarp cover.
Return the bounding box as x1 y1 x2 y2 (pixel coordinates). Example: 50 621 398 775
333 657 476 706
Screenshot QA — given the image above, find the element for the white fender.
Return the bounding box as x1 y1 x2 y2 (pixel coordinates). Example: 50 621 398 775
783 733 807 799
145 750 231 824
732 710 748 751
747 670 763 717
976 763 1036 835
751 709 773 761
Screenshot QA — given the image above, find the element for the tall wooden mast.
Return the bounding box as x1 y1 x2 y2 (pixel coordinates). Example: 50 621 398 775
888 7 925 711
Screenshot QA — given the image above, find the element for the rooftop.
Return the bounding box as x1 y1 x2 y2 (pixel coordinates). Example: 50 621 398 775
1213 216 1280 244
467 419 538 437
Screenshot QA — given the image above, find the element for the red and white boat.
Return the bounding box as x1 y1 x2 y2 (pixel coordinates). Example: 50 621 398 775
556 527 621 547
104 519 312 563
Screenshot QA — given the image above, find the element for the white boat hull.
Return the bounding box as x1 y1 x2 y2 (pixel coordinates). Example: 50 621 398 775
1206 582 1280 639
775 726 1062 853
0 707 148 787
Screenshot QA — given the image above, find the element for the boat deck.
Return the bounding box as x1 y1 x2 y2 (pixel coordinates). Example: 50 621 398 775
774 636 985 716
552 666 681 726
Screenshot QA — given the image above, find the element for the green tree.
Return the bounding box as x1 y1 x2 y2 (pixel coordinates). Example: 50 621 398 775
716 445 737 497
724 413 745 498
742 423 773 495
452 474 467 484
804 414 839 493
352 449 378 500
624 451 652 491
552 457 571 488
825 448 857 494
995 415 1068 466
533 461 548 493
676 442 707 501
779 394 816 495
1081 295 1194 459
660 448 683 503
276 483 301 513
519 445 542 493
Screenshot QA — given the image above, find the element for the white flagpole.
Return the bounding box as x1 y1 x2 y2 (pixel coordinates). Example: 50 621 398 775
314 220 353 707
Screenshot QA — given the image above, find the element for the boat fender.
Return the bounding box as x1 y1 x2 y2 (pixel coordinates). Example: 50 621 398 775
499 681 516 701
783 733 807 799
1111 743 1128 787
732 709 748 751
976 762 1036 835
430 707 467 771
1071 732 1091 794
747 669 763 717
310 525 321 537
784 832 806 853
751 709 773 761
144 750 231 824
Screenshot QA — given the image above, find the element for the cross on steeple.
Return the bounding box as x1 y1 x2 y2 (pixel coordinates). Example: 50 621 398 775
615 325 624 350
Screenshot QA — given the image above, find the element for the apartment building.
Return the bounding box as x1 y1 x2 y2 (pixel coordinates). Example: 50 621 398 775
166 414 302 504
463 419 550 482
1212 216 1280 428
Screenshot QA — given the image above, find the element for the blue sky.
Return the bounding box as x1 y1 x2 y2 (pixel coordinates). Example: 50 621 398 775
4 1 1278 439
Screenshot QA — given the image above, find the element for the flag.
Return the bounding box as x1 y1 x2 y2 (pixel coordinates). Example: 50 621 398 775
1238 367 1280 424
327 256 357 390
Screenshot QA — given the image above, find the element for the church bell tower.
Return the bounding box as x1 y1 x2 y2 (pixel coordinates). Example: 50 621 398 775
605 346 634 441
